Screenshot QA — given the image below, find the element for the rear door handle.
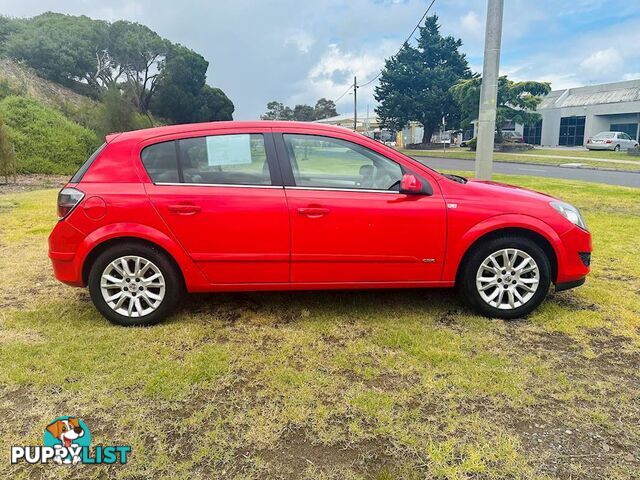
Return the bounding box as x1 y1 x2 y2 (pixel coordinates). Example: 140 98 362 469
168 204 201 215
297 207 330 218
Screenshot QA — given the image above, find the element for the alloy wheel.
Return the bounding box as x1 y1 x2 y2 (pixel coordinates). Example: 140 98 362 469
475 248 540 310
100 255 166 318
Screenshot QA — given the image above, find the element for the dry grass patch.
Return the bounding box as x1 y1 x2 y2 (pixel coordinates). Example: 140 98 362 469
0 175 638 479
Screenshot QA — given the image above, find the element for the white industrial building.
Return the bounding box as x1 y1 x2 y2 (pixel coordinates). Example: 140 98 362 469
533 79 640 147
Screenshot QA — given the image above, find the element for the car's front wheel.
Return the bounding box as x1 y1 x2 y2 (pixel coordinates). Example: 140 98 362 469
460 236 551 319
88 242 182 326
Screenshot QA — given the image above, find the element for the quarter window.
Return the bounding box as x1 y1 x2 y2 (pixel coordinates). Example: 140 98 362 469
141 141 180 183
283 134 403 191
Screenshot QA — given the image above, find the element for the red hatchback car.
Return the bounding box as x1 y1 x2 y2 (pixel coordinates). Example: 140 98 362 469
49 121 591 326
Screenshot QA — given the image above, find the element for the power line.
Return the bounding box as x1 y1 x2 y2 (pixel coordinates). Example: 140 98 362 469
333 84 353 104
355 0 437 90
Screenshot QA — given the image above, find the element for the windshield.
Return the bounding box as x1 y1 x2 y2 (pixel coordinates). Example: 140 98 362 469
593 132 615 139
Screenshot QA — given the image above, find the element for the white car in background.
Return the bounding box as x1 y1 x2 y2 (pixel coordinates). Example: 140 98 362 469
586 131 638 151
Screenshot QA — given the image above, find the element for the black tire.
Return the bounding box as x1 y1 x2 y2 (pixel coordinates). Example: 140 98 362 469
88 242 183 326
459 235 551 320
614 144 620 151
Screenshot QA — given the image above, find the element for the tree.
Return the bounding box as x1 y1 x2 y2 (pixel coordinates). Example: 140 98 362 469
451 76 551 138
98 86 140 135
5 13 109 90
1 13 235 121
314 98 337 119
0 16 18 56
261 98 338 121
109 20 169 112
261 101 293 120
374 15 471 144
293 104 316 121
196 86 234 122
0 116 16 183
152 45 208 123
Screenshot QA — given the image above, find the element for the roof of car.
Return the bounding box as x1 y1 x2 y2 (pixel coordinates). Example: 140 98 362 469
105 120 353 144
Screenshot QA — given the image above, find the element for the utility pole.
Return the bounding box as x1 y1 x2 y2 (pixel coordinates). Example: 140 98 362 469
353 76 357 132
442 115 447 154
475 0 504 179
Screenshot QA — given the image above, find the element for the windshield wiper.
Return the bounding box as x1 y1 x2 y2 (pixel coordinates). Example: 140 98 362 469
443 174 467 184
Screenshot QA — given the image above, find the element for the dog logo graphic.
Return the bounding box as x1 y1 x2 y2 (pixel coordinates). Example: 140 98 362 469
43 416 91 465
11 416 130 465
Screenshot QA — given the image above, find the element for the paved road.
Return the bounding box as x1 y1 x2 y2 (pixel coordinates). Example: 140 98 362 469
412 156 640 188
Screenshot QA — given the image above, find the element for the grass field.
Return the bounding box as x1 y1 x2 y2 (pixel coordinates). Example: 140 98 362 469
402 148 640 171
0 175 639 479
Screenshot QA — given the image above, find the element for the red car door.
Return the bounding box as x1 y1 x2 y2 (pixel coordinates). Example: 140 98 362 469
275 131 447 284
140 129 290 285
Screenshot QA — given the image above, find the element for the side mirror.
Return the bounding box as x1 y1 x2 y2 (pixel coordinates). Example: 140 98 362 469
400 173 427 195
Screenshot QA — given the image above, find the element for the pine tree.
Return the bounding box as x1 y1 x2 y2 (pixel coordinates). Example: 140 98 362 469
375 15 471 144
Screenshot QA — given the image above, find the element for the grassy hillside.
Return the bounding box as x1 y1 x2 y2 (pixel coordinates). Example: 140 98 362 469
0 95 99 174
0 58 97 112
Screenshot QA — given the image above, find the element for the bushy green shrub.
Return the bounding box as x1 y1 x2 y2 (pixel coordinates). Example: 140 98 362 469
0 117 17 182
467 137 477 150
0 95 100 174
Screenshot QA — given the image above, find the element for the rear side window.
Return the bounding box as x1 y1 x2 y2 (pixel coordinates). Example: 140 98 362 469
70 143 106 183
179 134 270 185
141 141 180 183
141 134 271 186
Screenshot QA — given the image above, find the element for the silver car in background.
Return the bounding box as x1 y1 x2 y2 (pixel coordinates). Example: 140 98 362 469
586 131 639 151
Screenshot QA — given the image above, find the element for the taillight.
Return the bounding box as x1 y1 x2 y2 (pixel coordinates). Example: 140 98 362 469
605 139 613 144
57 187 84 219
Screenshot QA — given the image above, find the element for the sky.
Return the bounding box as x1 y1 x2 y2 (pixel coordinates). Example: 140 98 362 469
1 0 640 119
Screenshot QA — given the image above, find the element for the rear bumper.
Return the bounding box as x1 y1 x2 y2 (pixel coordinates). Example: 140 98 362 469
586 144 613 150
48 220 85 287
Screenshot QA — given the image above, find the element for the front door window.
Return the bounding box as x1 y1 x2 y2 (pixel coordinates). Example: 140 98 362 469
283 134 403 191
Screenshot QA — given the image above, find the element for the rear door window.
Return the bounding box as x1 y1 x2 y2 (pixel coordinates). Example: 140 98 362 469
179 134 271 185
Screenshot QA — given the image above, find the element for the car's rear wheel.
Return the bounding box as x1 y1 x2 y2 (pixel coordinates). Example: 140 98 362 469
460 236 551 319
88 243 182 326
614 144 620 151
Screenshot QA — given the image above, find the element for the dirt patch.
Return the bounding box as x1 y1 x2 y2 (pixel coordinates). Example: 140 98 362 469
0 174 68 195
509 402 640 479
495 327 640 477
254 429 393 478
547 291 601 312
0 326 45 344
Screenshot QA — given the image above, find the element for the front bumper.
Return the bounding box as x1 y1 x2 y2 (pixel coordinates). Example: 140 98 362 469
555 277 586 292
555 225 591 285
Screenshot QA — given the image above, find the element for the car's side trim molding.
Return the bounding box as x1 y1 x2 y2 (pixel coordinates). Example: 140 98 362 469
285 186 400 194
155 182 283 189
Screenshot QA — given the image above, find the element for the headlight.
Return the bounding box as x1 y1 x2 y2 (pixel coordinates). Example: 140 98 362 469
550 201 588 230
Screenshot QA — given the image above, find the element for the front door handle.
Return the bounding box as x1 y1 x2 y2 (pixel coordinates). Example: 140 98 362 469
297 207 330 218
168 204 201 215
